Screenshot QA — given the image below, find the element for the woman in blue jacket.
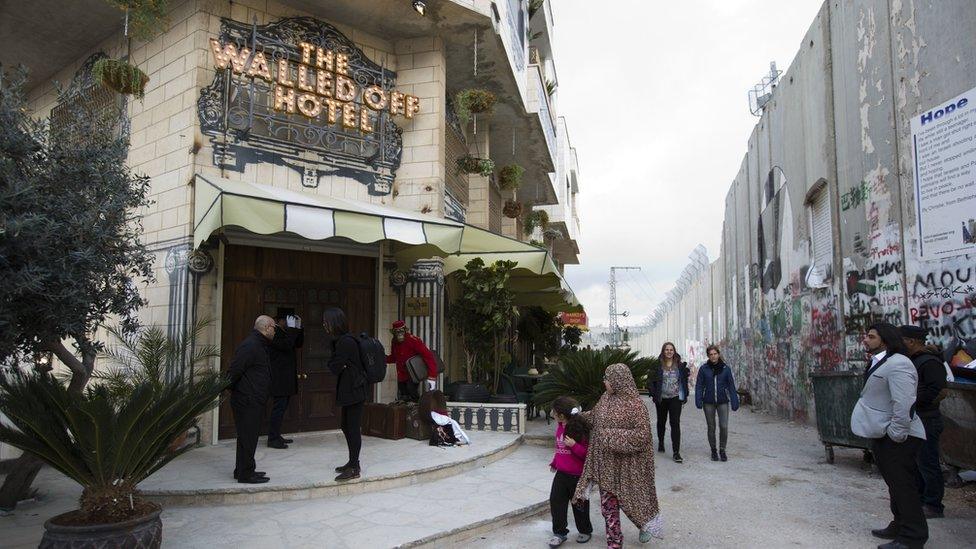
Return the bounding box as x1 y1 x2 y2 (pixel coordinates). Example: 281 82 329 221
695 344 739 462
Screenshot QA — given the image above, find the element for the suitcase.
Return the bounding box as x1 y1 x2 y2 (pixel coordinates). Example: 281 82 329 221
362 402 406 440
403 403 431 441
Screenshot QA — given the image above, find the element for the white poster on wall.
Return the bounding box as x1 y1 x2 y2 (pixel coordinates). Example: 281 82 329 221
911 86 976 260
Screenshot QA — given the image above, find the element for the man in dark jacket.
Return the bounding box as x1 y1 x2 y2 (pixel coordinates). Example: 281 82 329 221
901 324 949 519
267 312 304 449
228 315 275 484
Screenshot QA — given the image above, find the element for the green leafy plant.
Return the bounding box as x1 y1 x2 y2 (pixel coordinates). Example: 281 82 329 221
92 58 150 98
498 164 524 191
106 0 170 42
532 348 657 411
456 155 495 177
503 200 523 219
95 320 220 407
447 258 518 389
453 89 496 125
523 209 550 235
0 370 226 523
542 227 564 241
518 306 563 368
528 0 545 19
562 325 583 349
529 239 546 248
545 78 556 97
0 68 153 509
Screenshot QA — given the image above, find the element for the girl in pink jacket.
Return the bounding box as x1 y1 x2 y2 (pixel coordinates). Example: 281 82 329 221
548 396 593 547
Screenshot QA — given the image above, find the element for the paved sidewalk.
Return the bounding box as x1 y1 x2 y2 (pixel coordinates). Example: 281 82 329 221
454 398 976 548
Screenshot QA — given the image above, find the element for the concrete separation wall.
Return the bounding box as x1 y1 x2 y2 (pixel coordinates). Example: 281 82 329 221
635 0 976 422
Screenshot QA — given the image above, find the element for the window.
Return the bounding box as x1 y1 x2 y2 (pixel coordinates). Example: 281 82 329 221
806 181 832 288
808 184 832 267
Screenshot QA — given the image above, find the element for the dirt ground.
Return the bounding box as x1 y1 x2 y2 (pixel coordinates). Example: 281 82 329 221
452 399 976 548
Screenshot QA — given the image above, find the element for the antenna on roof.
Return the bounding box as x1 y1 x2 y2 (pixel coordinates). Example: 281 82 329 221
748 62 781 116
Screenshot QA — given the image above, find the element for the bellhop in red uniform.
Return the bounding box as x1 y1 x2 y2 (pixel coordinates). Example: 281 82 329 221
386 320 437 401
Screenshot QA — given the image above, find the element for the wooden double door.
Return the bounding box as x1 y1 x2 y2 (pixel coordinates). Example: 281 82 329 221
218 244 376 440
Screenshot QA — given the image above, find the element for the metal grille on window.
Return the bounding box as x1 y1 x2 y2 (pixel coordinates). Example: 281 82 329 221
49 84 126 147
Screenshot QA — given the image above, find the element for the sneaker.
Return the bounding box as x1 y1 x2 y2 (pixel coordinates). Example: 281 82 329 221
673 452 683 463
335 466 360 482
575 533 591 543
639 529 652 543
710 448 719 461
548 534 567 547
720 449 728 462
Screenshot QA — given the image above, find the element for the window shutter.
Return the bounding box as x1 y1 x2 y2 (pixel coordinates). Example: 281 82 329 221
810 188 832 267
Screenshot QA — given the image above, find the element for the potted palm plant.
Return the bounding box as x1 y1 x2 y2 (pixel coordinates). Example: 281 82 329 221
0 322 225 549
532 347 657 411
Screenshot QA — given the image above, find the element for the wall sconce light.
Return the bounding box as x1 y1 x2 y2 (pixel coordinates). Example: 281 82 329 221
412 0 427 16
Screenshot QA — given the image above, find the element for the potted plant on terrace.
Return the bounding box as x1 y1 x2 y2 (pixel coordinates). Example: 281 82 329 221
448 258 518 400
0 369 225 548
456 155 495 178
92 58 150 98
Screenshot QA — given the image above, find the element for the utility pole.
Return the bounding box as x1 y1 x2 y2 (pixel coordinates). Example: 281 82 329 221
609 266 640 348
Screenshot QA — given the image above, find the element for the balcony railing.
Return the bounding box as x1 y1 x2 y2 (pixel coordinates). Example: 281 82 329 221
530 64 557 165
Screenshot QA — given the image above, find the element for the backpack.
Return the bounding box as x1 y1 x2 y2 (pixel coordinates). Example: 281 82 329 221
354 333 388 384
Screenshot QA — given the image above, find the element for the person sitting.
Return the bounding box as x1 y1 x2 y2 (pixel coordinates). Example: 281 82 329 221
385 320 438 402
421 390 469 446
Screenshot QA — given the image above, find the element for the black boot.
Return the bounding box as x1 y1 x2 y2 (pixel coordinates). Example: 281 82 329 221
335 465 360 482
334 463 353 473
657 441 665 453
870 523 898 540
710 448 719 461
720 449 728 462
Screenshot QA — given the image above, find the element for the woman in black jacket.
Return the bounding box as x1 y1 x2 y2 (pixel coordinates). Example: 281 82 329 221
648 342 690 463
323 307 367 481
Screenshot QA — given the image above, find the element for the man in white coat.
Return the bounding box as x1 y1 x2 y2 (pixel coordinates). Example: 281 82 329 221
851 322 927 549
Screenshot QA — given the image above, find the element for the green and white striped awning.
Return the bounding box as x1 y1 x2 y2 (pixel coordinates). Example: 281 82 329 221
193 175 582 312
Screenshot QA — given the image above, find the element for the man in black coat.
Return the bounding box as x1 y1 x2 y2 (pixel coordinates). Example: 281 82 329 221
228 315 275 484
267 312 304 449
900 324 949 519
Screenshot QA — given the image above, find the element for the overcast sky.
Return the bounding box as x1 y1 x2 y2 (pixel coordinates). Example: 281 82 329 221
551 0 826 327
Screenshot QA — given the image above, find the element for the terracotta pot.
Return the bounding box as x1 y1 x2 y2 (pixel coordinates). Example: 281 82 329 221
40 503 162 549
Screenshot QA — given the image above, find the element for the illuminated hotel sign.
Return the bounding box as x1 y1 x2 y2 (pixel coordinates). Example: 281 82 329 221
198 17 410 194
208 39 420 133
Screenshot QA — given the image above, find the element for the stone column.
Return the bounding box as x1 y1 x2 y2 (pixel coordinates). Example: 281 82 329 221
392 259 446 357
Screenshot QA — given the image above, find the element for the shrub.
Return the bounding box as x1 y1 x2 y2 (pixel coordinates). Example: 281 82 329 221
498 164 524 191
532 348 657 411
456 155 495 178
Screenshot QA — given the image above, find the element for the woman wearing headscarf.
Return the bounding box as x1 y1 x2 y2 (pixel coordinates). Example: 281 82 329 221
573 363 663 548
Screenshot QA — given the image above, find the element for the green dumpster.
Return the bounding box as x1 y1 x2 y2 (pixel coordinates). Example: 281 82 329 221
810 370 871 464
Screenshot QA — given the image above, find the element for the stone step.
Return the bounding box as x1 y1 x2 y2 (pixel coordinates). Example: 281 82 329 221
159 444 555 548
142 430 522 507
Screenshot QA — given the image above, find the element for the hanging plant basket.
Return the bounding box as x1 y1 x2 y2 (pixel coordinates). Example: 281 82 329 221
456 155 495 178
106 0 171 42
92 58 149 98
523 209 550 235
498 164 524 191
454 89 496 125
542 227 564 241
503 200 523 219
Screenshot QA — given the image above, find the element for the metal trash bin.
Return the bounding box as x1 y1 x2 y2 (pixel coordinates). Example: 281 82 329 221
940 381 976 482
811 370 871 464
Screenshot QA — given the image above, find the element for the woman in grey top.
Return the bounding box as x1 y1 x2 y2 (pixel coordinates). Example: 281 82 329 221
648 342 690 462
